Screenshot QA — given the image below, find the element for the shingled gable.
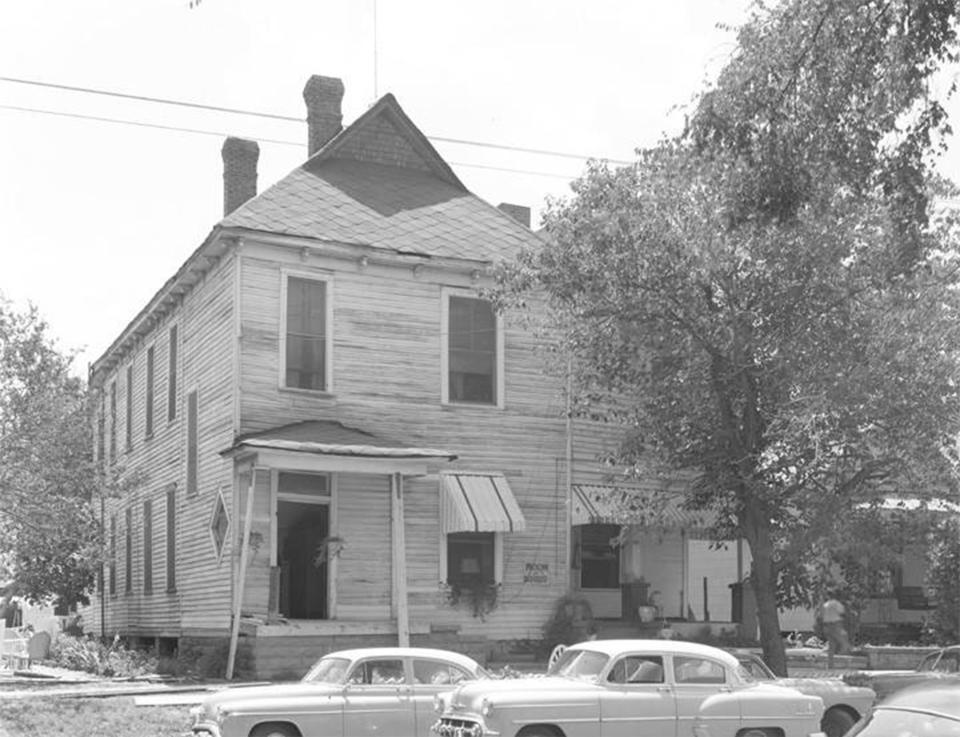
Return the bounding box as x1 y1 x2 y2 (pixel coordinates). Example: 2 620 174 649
219 92 537 263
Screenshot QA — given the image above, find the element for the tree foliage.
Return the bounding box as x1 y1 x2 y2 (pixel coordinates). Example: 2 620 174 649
496 0 960 674
924 516 960 642
0 295 100 606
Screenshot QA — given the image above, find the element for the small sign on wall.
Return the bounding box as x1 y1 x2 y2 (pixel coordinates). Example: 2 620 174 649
523 562 549 584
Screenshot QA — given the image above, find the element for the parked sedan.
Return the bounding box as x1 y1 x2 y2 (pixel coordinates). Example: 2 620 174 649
733 650 875 737
432 639 827 737
843 644 960 701
845 681 960 736
190 646 488 737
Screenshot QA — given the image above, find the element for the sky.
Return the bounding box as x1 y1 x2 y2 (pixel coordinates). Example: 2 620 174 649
2 0 960 376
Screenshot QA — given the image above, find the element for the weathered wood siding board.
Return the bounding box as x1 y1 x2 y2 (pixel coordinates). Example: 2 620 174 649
335 473 391 618
89 252 238 638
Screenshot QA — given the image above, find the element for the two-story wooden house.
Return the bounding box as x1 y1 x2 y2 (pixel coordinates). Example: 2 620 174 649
86 74 788 678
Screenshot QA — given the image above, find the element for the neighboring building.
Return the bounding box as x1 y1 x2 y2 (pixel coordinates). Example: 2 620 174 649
82 74 801 678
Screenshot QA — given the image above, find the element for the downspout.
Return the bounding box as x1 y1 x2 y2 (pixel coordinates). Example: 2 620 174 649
227 466 258 679
391 472 410 646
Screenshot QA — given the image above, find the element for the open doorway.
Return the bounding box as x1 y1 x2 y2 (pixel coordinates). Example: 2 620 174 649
277 501 329 619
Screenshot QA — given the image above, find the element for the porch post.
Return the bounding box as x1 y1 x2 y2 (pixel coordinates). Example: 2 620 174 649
391 472 410 646
227 466 258 680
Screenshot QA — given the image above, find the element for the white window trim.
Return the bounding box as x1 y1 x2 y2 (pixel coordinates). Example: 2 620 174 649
438 531 504 585
279 269 334 394
440 287 504 409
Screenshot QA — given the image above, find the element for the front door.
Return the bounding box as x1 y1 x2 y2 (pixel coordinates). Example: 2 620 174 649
278 501 329 619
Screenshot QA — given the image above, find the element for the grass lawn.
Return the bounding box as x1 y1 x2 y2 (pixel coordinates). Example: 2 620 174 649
0 696 192 737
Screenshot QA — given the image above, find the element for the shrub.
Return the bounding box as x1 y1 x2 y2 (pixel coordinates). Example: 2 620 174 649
48 634 157 678
924 518 960 644
542 594 595 650
170 638 253 680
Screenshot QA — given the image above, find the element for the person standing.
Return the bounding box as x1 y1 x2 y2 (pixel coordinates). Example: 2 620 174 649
820 594 850 669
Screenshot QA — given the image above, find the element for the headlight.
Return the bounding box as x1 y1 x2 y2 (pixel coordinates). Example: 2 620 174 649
480 697 494 717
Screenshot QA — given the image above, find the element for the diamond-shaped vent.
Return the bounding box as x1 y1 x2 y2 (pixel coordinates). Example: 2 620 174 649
210 490 230 560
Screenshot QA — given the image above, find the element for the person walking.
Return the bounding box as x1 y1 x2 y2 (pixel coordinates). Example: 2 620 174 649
820 594 850 669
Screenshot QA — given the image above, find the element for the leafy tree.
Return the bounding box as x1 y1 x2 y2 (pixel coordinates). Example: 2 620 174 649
496 0 960 674
0 295 100 607
924 516 960 642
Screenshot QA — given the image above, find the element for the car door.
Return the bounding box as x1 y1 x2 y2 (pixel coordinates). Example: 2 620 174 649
410 658 476 733
599 654 677 737
341 657 415 737
671 655 732 735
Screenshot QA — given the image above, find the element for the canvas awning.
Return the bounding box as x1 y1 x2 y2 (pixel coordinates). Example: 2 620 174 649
571 484 714 530
441 473 526 533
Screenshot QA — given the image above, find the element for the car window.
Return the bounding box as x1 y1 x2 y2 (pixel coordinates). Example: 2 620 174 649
412 659 473 685
674 656 726 684
549 648 610 680
607 656 665 684
935 653 959 673
918 652 941 672
347 658 406 685
737 656 772 681
303 656 351 683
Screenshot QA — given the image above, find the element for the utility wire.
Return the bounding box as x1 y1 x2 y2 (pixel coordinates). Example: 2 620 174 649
0 75 633 165
0 103 580 180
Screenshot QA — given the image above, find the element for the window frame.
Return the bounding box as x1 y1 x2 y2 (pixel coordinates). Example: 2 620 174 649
143 498 153 595
125 364 134 452
440 287 504 408
439 530 504 586
165 483 177 593
109 380 117 462
124 506 133 595
167 324 178 423
109 514 117 597
279 270 334 394
144 343 155 438
186 387 199 496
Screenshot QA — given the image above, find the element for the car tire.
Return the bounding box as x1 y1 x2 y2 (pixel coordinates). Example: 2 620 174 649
737 730 776 737
249 724 300 737
516 727 561 737
822 707 858 737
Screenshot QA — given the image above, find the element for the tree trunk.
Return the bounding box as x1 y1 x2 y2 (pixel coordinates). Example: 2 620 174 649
743 508 788 676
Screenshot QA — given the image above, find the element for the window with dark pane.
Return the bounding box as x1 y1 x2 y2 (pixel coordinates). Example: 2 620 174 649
447 532 495 586
186 390 198 495
125 365 133 451
579 523 620 589
165 484 176 592
167 325 178 422
143 499 153 594
125 507 133 594
145 344 155 437
286 277 327 390
448 296 496 404
109 514 116 596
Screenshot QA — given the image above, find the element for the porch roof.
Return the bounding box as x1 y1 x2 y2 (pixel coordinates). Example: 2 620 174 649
572 484 715 530
221 420 457 460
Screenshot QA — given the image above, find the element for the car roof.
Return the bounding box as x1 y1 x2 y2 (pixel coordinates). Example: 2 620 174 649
879 681 960 718
567 639 741 668
320 647 481 670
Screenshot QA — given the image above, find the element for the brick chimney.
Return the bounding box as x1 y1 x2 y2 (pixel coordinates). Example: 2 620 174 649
221 137 259 216
303 75 345 156
497 203 531 228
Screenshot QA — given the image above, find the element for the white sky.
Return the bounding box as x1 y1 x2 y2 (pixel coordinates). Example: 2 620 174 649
2 0 959 376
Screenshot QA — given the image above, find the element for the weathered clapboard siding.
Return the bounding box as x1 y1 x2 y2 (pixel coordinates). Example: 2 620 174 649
233 239 577 642
335 473 392 618
86 252 238 639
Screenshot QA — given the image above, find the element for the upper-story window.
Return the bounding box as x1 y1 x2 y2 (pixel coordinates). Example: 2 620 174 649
108 381 117 462
282 273 331 392
125 365 133 452
167 325 178 422
145 344 155 438
442 291 503 407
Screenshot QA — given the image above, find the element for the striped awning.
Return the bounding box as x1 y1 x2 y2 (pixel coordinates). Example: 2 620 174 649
441 473 526 533
572 484 714 530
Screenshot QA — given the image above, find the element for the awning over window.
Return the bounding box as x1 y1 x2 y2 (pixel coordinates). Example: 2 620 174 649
441 473 526 533
572 484 714 530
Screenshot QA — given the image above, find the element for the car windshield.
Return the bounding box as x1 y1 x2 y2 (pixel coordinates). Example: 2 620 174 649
548 648 610 680
302 656 352 684
846 707 960 736
736 655 771 682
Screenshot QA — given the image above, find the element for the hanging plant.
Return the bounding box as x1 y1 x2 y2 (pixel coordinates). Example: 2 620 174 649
441 580 501 620
312 536 345 567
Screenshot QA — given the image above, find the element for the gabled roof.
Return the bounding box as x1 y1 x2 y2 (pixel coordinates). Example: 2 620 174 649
221 93 537 262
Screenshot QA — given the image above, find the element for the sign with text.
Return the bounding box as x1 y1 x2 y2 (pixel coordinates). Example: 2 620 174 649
523 562 549 584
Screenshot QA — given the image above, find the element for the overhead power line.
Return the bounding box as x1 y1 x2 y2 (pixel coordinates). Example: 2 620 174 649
0 103 580 180
0 75 634 165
